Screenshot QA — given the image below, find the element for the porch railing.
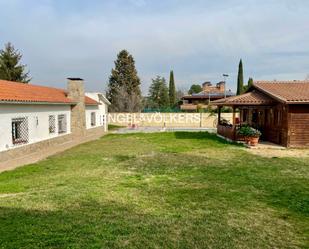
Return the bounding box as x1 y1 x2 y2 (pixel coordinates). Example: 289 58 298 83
217 124 236 141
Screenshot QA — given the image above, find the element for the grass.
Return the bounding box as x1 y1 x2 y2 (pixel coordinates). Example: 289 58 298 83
0 132 308 249
108 124 125 131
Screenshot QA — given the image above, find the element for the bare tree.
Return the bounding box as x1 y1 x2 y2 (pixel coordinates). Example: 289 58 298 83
110 85 143 112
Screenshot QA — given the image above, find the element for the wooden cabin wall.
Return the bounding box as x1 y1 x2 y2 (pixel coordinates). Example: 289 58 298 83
263 103 289 146
239 104 288 146
288 104 309 147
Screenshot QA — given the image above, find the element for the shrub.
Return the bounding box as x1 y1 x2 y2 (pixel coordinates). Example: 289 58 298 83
237 125 261 137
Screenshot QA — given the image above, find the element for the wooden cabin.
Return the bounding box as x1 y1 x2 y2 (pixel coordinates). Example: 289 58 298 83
213 81 309 147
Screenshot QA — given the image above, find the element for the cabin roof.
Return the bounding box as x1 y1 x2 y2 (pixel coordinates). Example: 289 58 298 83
212 90 275 106
213 80 309 106
254 81 309 104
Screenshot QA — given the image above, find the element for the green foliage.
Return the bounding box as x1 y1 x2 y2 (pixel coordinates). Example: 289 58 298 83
237 125 262 137
147 76 170 109
107 50 142 112
0 42 31 83
237 59 244 95
168 70 176 107
243 77 254 92
0 132 308 248
188 84 202 94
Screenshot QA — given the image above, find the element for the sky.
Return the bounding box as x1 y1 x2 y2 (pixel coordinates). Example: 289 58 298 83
0 0 309 94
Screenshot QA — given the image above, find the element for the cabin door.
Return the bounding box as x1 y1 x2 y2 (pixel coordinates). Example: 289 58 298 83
251 109 266 140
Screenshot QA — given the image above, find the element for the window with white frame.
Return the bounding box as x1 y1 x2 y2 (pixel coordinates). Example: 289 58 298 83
102 115 105 126
91 112 96 127
58 114 67 134
49 115 56 134
12 117 29 145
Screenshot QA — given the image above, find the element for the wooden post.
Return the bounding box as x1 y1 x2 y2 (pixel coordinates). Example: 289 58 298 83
248 108 253 126
232 106 236 140
218 106 222 125
232 107 236 125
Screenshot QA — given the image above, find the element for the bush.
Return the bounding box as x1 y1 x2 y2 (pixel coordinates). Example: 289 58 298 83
237 125 261 137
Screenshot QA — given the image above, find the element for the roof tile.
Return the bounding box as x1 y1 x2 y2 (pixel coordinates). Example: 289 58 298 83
212 90 275 105
254 81 309 103
0 80 99 105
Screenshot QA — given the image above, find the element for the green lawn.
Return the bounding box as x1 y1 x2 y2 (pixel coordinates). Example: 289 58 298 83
0 132 308 249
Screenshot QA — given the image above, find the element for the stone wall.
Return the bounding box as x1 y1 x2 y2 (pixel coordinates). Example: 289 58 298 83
0 126 106 172
108 113 237 128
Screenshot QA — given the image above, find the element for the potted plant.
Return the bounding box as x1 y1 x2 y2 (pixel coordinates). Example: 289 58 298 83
237 125 261 146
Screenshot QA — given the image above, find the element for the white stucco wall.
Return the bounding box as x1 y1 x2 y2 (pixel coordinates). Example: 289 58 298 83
85 92 109 131
0 104 71 152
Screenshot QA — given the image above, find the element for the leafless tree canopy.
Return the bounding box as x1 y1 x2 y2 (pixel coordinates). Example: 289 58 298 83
109 85 142 112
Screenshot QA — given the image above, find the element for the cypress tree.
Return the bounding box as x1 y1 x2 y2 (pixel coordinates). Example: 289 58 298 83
168 70 176 107
107 50 142 112
248 77 253 88
236 59 244 95
0 42 31 83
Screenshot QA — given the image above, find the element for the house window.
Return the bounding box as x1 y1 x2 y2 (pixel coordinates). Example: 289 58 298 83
58 114 67 134
49 115 56 134
12 117 29 145
102 115 105 126
91 112 96 127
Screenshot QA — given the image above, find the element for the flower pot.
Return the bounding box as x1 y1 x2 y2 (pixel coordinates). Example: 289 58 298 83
248 136 259 146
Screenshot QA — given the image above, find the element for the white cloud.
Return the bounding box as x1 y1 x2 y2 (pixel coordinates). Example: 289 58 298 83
0 0 308 93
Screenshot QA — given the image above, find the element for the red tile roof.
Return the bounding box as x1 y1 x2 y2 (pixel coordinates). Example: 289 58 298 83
213 80 309 106
254 81 309 103
212 90 275 106
0 80 99 105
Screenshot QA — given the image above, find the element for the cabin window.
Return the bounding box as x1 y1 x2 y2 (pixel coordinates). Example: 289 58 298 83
242 109 248 123
265 110 268 125
49 115 56 134
58 114 67 134
277 110 282 125
252 110 258 123
91 112 96 127
273 110 281 126
12 117 29 145
269 109 274 125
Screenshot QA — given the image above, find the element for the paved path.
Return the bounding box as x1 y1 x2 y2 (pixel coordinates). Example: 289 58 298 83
0 132 106 173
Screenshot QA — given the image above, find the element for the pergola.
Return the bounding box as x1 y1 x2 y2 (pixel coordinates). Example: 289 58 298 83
212 90 275 141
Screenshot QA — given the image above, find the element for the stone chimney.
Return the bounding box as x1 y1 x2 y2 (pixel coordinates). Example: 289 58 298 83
216 81 225 92
67 78 86 136
202 82 212 92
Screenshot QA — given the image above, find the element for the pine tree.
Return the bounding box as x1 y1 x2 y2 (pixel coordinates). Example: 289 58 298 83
148 76 169 109
107 50 142 112
0 42 31 83
168 70 176 107
236 59 244 95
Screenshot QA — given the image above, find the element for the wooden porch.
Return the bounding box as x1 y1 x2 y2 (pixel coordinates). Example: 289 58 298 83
213 90 285 146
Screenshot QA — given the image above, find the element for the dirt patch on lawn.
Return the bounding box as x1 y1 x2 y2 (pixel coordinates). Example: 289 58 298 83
247 148 309 158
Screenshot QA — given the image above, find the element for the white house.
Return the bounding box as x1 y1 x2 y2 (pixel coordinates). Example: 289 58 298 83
0 78 110 153
85 92 110 131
